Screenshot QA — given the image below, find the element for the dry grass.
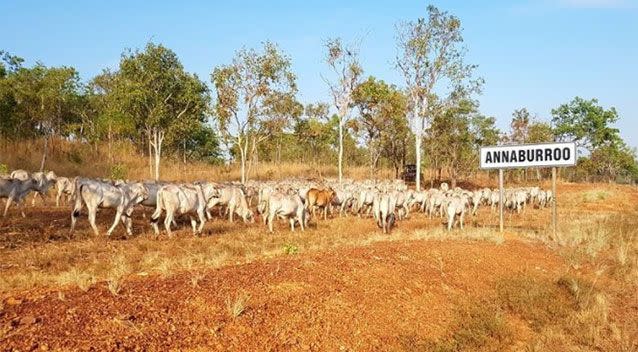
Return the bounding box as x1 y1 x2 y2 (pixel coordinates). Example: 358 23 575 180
0 214 514 294
225 291 250 319
0 138 395 181
0 150 637 351
401 302 513 352
0 137 508 185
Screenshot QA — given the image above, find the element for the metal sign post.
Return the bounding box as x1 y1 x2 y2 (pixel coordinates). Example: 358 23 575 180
479 142 576 234
552 167 557 238
499 169 504 233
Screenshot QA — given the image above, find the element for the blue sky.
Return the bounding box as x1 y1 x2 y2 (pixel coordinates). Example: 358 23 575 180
2 0 637 148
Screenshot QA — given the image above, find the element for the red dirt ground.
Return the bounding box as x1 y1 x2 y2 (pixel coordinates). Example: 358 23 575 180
0 182 636 351
0 239 568 351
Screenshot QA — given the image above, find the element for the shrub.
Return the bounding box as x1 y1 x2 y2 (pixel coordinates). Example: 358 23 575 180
110 163 127 180
283 243 299 255
497 275 575 331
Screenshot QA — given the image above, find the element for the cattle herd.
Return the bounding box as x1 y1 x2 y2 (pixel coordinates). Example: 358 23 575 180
0 169 555 237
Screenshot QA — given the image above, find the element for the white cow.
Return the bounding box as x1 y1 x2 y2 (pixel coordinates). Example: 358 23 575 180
0 178 39 217
447 196 469 231
266 192 308 232
71 180 149 237
55 177 75 207
151 183 212 237
207 185 253 223
373 193 396 234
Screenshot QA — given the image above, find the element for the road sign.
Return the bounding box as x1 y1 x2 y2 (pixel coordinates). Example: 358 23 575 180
480 142 577 170
479 142 577 236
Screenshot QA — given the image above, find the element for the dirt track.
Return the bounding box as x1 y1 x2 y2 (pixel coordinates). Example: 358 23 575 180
0 238 568 351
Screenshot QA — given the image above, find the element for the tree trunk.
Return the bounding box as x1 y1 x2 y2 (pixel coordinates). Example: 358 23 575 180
451 168 457 189
148 131 153 179
150 128 164 181
239 136 248 184
415 131 422 191
108 123 113 163
39 135 48 172
338 120 344 184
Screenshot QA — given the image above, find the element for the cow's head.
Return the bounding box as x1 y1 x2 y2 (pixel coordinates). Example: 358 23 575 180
129 183 150 204
327 187 336 201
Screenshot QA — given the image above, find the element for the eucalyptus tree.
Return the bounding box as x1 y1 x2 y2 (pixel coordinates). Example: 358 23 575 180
212 42 297 183
113 42 209 180
395 5 482 190
352 76 407 176
294 103 334 164
8 63 81 170
323 38 363 183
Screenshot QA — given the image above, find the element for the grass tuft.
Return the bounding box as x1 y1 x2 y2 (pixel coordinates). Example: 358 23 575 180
225 291 250 319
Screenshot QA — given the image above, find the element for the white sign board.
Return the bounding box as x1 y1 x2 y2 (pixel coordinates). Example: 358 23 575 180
480 142 577 170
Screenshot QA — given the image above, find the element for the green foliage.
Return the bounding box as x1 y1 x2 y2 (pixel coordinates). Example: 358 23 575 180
181 124 224 165
0 59 82 140
527 120 554 143
551 97 620 151
115 42 210 137
352 76 409 173
509 108 531 143
282 243 299 255
0 163 8 174
425 99 499 183
109 163 127 180
552 97 636 182
212 41 298 182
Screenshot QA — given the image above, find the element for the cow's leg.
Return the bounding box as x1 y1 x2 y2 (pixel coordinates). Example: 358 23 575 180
196 208 207 235
56 188 63 207
122 208 134 236
447 213 454 231
106 206 124 236
382 215 387 234
164 211 174 238
289 218 295 232
267 212 276 233
323 206 328 220
189 216 197 234
88 206 99 236
16 198 27 218
228 204 234 223
3 196 13 217
460 212 465 229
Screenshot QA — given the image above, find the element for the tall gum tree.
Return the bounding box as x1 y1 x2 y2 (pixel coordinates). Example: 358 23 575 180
212 42 297 184
114 42 209 180
322 38 363 184
395 5 482 190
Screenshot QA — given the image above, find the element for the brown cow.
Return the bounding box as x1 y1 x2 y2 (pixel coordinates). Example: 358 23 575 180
305 187 335 220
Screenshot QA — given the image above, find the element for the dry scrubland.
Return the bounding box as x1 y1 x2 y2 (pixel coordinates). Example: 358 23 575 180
0 139 400 182
0 143 637 350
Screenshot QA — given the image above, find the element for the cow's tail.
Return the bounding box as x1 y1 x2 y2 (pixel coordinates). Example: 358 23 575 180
72 182 84 219
151 189 163 223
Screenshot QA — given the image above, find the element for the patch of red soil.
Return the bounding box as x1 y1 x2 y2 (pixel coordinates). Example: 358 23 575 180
0 239 567 351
